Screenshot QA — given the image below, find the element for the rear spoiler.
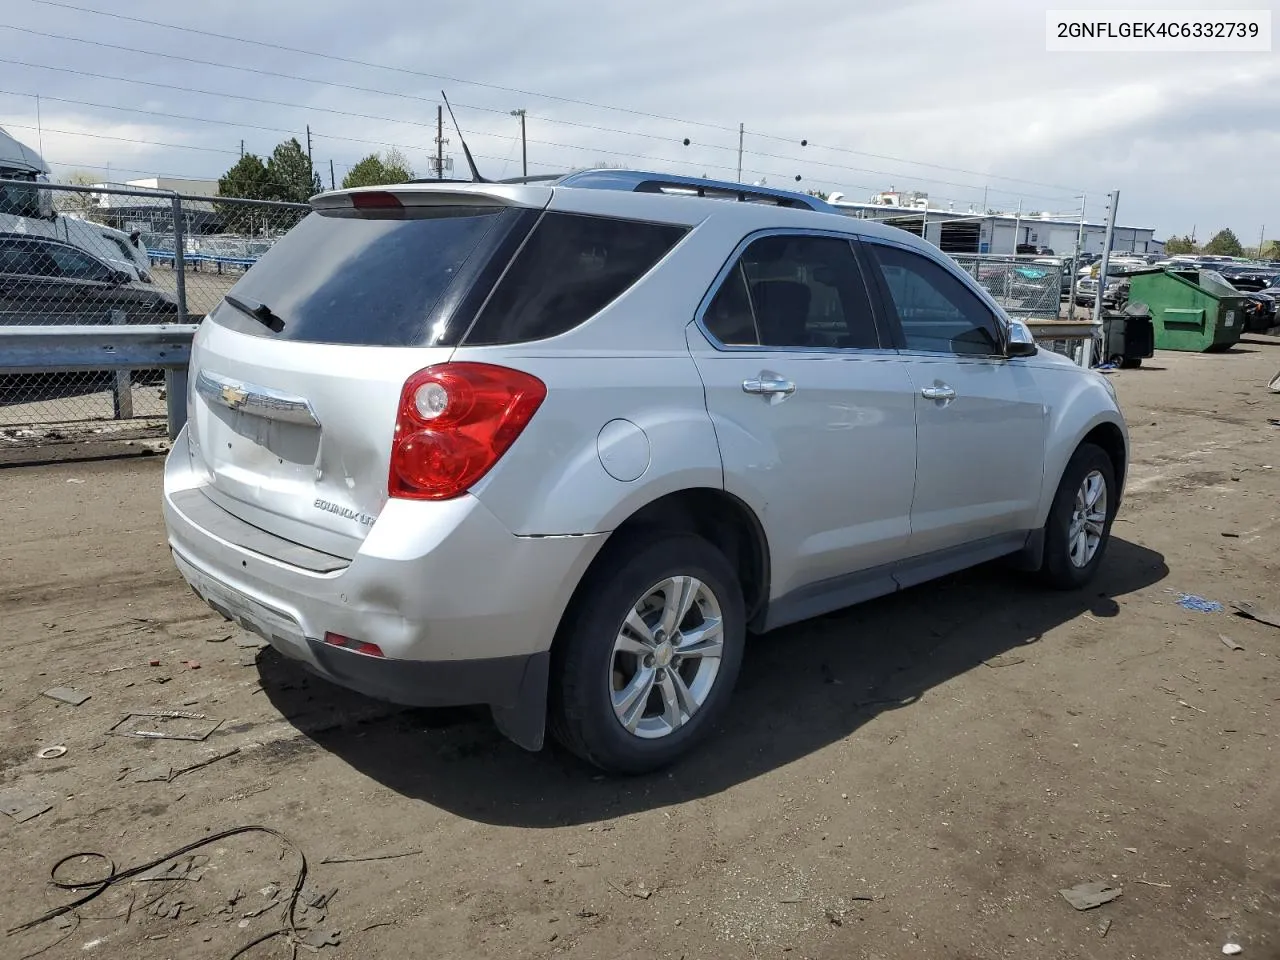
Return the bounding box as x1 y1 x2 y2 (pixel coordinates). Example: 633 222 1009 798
311 184 551 214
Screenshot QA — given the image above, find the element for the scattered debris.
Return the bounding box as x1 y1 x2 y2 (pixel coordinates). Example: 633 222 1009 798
207 635 231 643
983 653 1026 668
824 909 843 927
298 928 342 950
1223 944 1242 956
36 745 68 760
235 635 267 650
1221 531 1240 538
147 896 188 920
607 879 653 900
1220 634 1245 651
1060 881 1122 911
1124 847 1139 854
1233 601 1280 630
1177 594 1223 613
138 855 210 883
320 849 423 865
149 659 161 667
1134 879 1172 888
1100 919 1112 937
109 712 223 741
42 686 91 706
300 885 338 910
850 894 879 902
65 478 84 484
185 660 201 670
575 909 599 919
361 921 396 933
0 788 53 823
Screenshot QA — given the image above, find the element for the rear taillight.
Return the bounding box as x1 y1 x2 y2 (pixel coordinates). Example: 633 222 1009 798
388 363 546 501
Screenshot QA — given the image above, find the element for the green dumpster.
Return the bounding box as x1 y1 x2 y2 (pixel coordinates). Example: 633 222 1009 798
1126 268 1248 352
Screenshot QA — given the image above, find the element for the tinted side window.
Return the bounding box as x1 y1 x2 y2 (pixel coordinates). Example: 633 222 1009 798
0 242 43 275
48 245 110 280
869 244 1001 356
463 212 687 345
735 234 879 349
703 263 759 345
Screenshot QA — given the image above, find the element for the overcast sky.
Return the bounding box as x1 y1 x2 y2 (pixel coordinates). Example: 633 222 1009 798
1 0 1276 240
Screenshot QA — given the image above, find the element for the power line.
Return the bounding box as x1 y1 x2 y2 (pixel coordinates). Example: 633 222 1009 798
26 0 733 133
0 120 238 155
3 13 1086 196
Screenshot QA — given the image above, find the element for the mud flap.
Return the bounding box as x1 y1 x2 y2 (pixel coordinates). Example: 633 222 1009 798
490 651 550 752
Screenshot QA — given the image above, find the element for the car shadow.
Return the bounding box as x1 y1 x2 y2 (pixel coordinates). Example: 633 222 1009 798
255 537 1167 827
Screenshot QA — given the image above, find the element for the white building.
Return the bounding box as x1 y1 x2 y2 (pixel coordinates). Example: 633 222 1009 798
826 191 1159 256
124 177 219 198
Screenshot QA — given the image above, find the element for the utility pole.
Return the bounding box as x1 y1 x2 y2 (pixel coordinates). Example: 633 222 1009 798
737 123 744 183
436 106 444 180
510 109 527 178
1069 191 1086 315
305 125 313 179
1011 199 1022 254
329 158 336 190
1092 190 1120 327
1258 224 1266 257
35 94 43 154
981 185 988 214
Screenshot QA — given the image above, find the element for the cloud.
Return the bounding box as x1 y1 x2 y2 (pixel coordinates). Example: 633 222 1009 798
1 0 1276 238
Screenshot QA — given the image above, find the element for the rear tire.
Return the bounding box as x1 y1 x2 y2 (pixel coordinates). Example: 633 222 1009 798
1039 443 1117 590
549 533 745 775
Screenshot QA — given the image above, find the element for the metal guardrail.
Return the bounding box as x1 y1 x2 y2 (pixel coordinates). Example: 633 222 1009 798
0 323 196 438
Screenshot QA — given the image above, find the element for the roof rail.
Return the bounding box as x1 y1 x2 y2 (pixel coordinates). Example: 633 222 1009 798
554 169 834 212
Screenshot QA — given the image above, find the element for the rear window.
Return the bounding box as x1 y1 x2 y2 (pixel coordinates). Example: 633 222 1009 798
211 207 517 347
461 212 687 345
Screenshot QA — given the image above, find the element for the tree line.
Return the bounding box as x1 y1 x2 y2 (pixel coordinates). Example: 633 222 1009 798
218 141 414 201
1165 228 1279 260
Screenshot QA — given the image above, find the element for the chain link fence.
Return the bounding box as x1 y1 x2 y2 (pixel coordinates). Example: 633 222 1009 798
950 254 1068 322
1 180 306 447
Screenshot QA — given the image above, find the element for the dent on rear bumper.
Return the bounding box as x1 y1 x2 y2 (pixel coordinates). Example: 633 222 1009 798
163 445 607 667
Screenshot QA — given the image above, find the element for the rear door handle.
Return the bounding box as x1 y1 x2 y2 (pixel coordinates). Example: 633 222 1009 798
921 384 956 401
742 377 796 398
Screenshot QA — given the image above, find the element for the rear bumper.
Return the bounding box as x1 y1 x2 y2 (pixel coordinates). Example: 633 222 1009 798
163 439 605 746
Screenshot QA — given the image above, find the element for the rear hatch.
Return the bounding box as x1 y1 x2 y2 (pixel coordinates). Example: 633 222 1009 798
183 186 547 558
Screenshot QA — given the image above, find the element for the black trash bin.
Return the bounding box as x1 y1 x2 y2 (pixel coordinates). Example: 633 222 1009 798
1100 301 1155 369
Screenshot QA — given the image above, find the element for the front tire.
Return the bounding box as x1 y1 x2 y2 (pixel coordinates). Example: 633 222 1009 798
1039 443 1117 590
549 533 745 775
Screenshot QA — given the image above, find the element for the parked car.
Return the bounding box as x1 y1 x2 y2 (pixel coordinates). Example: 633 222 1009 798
163 171 1129 774
0 232 177 323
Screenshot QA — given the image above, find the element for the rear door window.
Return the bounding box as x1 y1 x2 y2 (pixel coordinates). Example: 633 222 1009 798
702 233 883 349
462 212 687 345
211 207 523 347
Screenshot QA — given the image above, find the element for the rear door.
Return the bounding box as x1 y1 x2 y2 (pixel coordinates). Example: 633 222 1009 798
862 240 1048 557
688 231 918 611
182 190 547 557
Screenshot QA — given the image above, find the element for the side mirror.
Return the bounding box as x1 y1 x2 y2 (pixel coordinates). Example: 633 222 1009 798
1005 319 1038 358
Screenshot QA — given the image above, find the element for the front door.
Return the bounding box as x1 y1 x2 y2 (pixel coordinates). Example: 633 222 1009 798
863 240 1048 556
687 231 918 610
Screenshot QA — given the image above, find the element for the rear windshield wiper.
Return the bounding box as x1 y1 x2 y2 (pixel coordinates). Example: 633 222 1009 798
224 293 285 333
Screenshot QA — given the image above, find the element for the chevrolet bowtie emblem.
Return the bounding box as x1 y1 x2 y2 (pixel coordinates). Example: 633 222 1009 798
220 384 248 408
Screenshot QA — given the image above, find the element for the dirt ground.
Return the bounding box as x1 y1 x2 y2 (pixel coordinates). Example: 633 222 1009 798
1 338 1278 960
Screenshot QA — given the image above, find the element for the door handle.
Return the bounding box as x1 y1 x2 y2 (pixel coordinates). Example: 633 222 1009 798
742 377 796 398
921 384 956 401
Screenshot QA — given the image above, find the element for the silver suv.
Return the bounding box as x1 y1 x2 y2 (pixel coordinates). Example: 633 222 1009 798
164 171 1128 774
